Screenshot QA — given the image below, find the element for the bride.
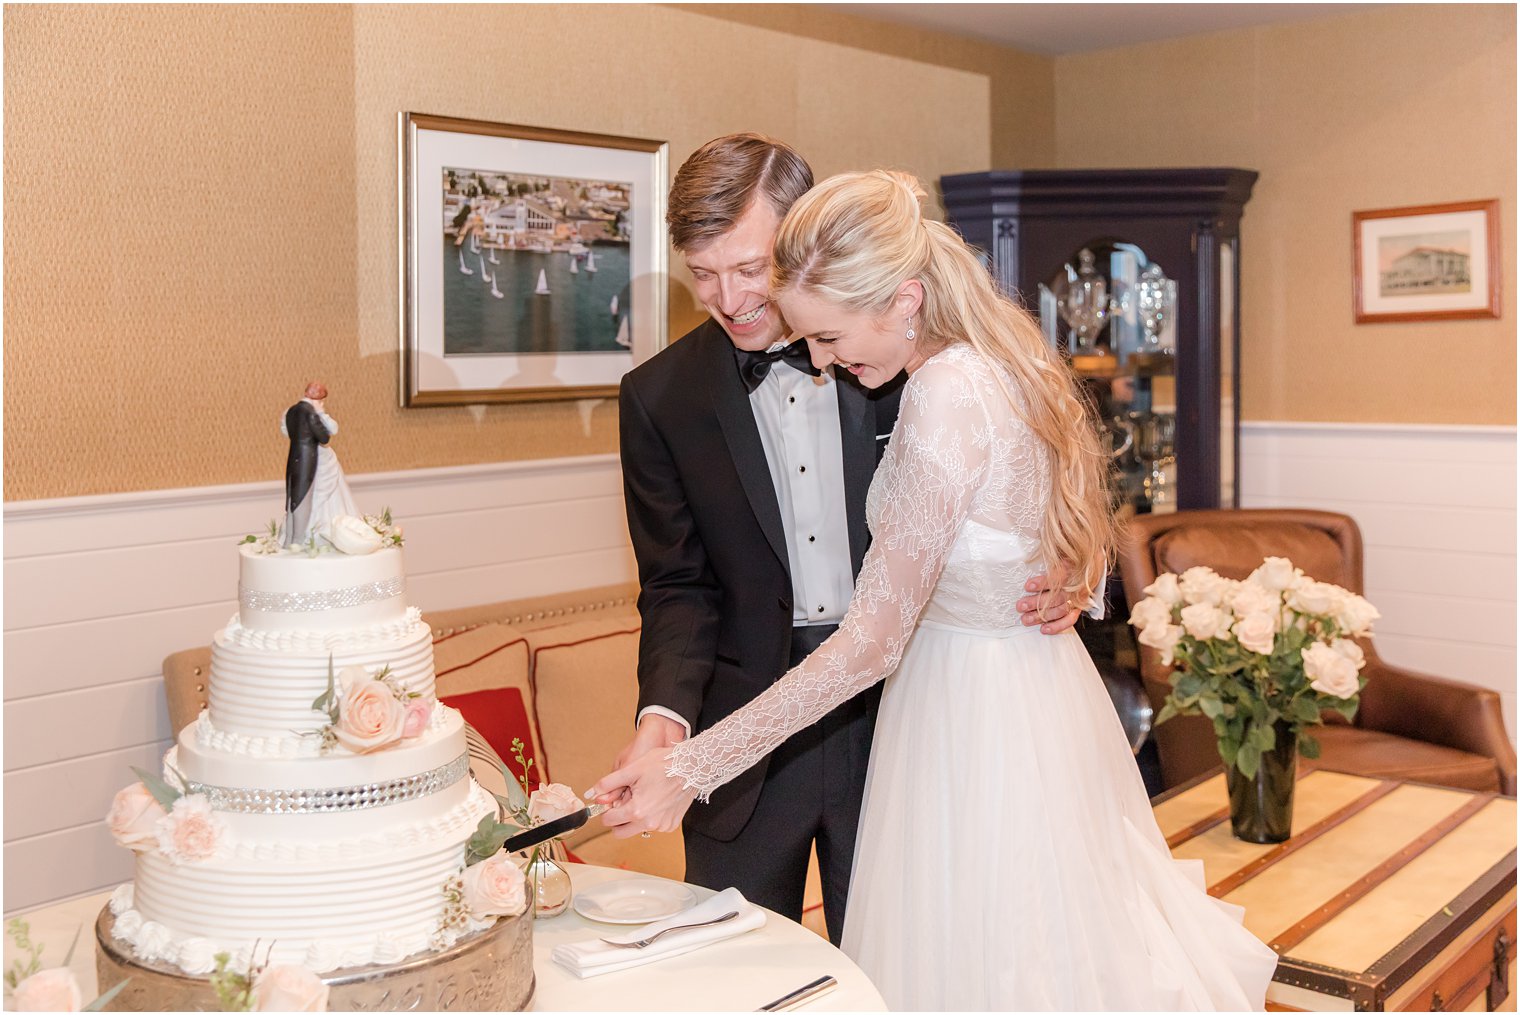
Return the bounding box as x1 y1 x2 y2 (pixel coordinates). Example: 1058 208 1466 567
591 170 1278 1010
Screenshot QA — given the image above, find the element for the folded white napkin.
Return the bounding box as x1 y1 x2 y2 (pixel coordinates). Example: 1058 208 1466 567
551 886 766 978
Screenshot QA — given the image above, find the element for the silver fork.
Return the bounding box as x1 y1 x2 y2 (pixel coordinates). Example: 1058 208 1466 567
599 910 739 948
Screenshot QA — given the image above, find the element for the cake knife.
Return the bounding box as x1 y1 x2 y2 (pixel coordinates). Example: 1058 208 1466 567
500 803 608 853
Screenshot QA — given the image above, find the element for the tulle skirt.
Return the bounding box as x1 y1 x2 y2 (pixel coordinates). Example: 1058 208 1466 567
839 621 1278 1011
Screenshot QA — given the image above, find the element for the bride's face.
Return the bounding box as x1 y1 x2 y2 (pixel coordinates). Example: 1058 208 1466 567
778 284 927 388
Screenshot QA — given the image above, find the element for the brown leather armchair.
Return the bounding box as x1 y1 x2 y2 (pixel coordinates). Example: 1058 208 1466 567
1119 508 1515 796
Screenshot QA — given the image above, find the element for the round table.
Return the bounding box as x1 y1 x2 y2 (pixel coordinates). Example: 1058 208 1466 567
9 865 886 1011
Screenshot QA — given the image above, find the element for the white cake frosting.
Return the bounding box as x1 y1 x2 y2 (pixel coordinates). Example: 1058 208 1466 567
112 540 506 975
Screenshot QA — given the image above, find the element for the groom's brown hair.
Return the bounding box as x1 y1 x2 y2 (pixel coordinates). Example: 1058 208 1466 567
667 132 813 253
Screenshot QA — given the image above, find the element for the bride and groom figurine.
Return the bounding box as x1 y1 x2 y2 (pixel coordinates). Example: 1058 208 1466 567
281 382 358 548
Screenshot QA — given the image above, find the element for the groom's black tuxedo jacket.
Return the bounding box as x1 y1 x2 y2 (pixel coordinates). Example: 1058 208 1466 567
619 319 903 841
284 400 330 513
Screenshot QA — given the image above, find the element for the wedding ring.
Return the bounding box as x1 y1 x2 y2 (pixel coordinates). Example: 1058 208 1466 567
641 831 652 839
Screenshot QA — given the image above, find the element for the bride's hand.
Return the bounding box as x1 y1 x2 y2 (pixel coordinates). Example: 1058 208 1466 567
586 747 699 838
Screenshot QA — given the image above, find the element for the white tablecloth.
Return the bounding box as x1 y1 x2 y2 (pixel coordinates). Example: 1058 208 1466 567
8 864 886 1011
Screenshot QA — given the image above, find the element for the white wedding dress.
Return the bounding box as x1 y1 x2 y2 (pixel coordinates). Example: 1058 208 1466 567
666 345 1278 1010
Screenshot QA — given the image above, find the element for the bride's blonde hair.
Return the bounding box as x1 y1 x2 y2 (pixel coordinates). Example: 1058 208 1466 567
770 170 1117 603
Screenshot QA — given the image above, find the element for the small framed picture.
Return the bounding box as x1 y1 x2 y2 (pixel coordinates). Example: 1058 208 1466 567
1352 199 1500 323
399 113 669 405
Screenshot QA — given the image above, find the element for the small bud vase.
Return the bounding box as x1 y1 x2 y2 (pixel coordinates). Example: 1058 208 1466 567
521 838 572 917
1224 719 1298 844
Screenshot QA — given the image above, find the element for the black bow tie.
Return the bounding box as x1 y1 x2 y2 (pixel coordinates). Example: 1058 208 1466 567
736 339 820 394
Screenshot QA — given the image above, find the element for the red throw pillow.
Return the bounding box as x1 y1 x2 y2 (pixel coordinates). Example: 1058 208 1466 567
440 687 545 789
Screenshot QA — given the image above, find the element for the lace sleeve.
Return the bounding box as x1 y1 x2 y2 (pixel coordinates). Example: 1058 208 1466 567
665 359 992 799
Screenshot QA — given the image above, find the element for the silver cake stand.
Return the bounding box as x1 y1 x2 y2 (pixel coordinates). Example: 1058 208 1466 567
94 907 534 1011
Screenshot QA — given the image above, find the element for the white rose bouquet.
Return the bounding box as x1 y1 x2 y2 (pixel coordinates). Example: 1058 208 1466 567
1129 556 1379 778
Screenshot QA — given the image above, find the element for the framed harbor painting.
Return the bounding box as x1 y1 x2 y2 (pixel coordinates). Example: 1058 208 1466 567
400 113 668 405
1352 199 1500 323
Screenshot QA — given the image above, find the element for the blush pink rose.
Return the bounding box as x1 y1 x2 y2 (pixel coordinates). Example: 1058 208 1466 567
528 782 582 825
1127 596 1173 633
251 964 330 1012
334 673 406 754
1232 612 1278 656
11 968 83 1012
156 794 225 864
401 699 433 739
1304 641 1360 699
108 781 166 851
1136 623 1184 666
1141 573 1182 606
461 853 528 919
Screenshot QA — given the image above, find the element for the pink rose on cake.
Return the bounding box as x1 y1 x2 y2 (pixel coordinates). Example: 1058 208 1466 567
11 968 83 1012
107 781 166 851
528 782 582 825
401 697 434 740
251 964 330 1012
156 794 226 865
334 667 407 753
461 852 528 920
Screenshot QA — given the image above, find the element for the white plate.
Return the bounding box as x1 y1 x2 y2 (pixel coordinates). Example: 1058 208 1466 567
572 880 697 925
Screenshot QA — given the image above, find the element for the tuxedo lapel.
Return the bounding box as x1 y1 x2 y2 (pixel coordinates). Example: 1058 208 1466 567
835 375 875 575
705 327 791 573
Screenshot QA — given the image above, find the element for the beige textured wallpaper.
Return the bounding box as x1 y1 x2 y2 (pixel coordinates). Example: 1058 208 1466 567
5 4 993 500
671 4 1056 170
1054 4 1517 425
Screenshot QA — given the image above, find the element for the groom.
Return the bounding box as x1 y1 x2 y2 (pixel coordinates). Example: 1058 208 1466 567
614 133 1079 943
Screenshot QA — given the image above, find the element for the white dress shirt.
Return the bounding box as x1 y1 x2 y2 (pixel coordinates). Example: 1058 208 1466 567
639 350 854 736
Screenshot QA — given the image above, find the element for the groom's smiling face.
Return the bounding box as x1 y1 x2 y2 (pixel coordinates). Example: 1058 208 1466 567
684 200 787 353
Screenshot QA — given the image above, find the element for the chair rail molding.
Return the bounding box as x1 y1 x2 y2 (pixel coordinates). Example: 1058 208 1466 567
3 454 635 913
1239 420 1516 739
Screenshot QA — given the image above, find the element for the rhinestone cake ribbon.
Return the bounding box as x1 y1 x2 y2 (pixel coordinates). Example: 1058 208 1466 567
239 576 404 614
186 753 470 814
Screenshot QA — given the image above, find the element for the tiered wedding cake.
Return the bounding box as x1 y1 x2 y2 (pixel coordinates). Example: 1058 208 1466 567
105 535 505 977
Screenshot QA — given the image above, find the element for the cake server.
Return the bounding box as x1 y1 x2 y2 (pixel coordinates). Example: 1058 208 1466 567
500 803 607 853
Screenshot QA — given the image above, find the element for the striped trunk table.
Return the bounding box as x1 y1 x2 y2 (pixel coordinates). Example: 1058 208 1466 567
1154 769 1516 1012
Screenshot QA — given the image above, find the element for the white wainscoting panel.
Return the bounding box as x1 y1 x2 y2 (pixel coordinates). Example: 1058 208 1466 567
3 454 634 913
1240 422 1517 739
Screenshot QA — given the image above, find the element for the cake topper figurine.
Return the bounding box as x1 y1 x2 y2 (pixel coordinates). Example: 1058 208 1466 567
281 382 358 547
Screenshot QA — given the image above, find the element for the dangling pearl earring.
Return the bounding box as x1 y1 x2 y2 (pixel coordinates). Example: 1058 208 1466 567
905 316 916 342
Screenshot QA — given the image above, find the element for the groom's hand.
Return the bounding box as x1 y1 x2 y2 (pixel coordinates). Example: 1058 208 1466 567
615 714 687 770
1017 565 1083 635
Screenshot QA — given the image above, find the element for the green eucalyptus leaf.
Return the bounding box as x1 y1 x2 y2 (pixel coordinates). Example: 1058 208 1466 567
131 766 183 810
1299 733 1322 760
1334 698 1360 722
312 656 338 715
1198 695 1225 719
1217 738 1240 767
1175 673 1204 699
1249 723 1276 751
1236 742 1262 779
1292 695 1322 724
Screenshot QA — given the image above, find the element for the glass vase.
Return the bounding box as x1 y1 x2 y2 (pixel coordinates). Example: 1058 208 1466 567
521 838 572 918
1224 720 1298 844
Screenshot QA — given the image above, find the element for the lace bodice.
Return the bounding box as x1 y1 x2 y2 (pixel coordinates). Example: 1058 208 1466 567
666 344 1053 798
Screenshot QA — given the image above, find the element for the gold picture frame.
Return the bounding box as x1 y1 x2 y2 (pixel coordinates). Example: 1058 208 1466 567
1353 199 1500 324
399 113 668 406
